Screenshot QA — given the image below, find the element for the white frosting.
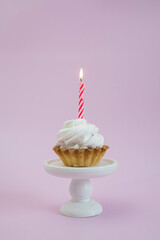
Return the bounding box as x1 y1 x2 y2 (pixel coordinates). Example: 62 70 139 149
56 119 104 149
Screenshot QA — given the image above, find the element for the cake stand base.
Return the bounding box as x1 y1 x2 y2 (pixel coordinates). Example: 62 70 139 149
61 200 102 217
61 178 102 217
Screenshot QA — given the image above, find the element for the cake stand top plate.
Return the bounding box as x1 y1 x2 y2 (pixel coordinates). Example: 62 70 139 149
44 158 118 179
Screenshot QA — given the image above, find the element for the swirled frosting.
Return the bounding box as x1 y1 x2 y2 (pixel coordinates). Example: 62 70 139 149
56 119 104 148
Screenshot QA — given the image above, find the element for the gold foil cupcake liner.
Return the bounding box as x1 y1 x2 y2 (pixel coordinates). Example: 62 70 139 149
53 145 109 167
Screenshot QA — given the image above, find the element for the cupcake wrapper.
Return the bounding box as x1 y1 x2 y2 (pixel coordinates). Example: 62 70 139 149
53 145 109 167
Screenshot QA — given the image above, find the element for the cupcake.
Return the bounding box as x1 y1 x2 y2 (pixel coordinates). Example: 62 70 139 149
53 119 109 167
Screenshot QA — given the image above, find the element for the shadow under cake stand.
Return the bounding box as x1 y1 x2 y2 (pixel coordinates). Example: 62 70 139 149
44 158 118 218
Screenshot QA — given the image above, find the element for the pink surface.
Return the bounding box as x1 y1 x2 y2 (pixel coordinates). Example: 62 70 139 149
0 0 160 239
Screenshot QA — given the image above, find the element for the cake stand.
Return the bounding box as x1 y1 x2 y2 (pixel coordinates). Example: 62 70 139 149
44 158 118 218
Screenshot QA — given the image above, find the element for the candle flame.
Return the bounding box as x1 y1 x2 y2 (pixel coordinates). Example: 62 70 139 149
79 68 83 80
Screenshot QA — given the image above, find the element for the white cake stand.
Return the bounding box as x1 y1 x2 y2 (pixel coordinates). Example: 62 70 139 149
44 158 118 218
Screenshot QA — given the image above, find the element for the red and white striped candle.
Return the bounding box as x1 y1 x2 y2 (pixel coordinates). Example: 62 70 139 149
78 68 84 119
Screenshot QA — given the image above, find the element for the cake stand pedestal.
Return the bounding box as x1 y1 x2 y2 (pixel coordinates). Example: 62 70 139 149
44 159 117 218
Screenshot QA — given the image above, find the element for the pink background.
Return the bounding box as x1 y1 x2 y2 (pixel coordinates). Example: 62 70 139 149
1 0 160 239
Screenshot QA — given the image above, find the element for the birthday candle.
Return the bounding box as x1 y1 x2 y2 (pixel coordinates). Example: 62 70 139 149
78 68 84 119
